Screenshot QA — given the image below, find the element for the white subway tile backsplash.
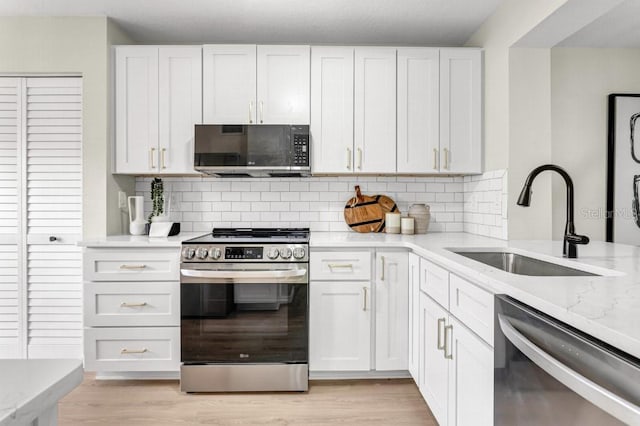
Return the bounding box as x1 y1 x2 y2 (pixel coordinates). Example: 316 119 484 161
135 173 506 238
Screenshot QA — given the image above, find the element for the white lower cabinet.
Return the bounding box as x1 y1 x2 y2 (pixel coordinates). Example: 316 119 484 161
419 292 450 425
448 316 493 426
83 247 181 375
408 253 420 378
309 249 408 375
375 251 408 371
309 281 371 371
413 256 494 426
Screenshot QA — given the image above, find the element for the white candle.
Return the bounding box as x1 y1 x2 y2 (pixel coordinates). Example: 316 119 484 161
385 213 401 234
401 217 415 234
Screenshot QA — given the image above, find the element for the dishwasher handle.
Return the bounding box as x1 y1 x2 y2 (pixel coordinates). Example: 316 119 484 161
498 314 640 424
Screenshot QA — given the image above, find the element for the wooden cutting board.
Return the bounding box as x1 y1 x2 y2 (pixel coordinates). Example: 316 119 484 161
344 186 384 233
374 195 400 232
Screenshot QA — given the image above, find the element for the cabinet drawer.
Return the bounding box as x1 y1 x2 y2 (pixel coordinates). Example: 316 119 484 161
310 251 371 281
449 274 494 346
84 248 179 281
84 282 179 327
419 258 449 308
84 327 180 372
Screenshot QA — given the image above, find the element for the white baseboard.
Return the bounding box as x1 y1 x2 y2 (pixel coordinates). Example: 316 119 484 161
95 371 180 380
309 370 412 380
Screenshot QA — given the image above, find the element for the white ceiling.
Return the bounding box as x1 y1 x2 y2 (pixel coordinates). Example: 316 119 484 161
0 0 502 45
557 0 640 48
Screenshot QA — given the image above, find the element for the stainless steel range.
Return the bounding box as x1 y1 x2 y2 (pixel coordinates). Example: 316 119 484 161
179 228 309 393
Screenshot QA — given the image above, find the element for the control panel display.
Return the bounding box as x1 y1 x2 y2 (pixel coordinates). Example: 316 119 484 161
225 247 263 260
292 134 309 166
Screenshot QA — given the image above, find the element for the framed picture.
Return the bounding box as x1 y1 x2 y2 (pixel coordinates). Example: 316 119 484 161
606 93 640 244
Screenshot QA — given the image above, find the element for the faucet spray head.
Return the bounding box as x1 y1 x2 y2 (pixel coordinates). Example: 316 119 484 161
517 185 532 206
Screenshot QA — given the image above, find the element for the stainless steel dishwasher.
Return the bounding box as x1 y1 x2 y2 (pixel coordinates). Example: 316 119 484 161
495 295 640 425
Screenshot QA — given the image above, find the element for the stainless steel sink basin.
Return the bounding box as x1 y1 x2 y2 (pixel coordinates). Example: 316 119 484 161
452 251 599 277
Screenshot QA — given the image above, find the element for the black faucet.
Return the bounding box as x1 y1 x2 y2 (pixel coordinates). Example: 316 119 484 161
517 164 589 258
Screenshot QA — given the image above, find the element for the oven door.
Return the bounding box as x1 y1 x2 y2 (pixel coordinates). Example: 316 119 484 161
180 262 308 364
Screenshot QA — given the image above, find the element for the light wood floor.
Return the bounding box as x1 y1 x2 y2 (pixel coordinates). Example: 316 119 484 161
59 374 436 425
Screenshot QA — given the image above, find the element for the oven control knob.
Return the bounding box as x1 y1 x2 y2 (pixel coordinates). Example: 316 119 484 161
182 247 195 260
209 248 222 260
195 247 208 259
267 248 280 259
293 247 306 259
279 247 292 260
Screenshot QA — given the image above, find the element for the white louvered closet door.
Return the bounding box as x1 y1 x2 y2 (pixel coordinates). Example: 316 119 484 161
25 77 83 358
0 78 22 358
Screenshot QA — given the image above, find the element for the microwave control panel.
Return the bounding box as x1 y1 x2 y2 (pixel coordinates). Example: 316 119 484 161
292 133 309 167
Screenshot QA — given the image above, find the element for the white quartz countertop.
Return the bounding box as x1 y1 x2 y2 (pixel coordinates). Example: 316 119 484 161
0 359 83 426
78 232 201 248
311 232 640 360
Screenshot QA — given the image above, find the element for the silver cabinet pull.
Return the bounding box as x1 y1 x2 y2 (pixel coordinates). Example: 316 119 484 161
380 255 385 281
120 302 148 308
444 324 453 359
433 148 439 170
161 148 167 169
346 147 352 170
443 147 450 170
121 348 148 355
119 264 146 270
249 101 254 124
362 286 368 311
437 318 446 350
259 100 264 123
328 263 353 269
357 147 363 170
150 147 156 169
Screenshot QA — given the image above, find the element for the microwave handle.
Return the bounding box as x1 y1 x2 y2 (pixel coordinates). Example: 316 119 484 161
498 314 640 424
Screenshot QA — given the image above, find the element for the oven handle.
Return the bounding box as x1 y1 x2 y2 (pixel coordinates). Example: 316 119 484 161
180 268 307 280
498 314 640 424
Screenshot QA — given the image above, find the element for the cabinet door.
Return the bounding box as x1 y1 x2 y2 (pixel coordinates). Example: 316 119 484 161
448 316 493 426
375 251 408 371
159 46 202 174
440 49 482 174
397 48 440 174
257 45 310 124
115 46 159 173
354 48 397 173
311 47 354 174
309 281 370 371
407 253 420 379
419 293 449 426
202 45 256 124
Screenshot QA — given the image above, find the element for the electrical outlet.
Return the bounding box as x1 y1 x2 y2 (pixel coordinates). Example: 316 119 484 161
118 191 127 209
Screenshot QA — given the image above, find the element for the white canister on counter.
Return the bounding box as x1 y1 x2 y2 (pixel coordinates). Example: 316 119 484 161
408 204 431 234
401 217 415 234
385 212 401 234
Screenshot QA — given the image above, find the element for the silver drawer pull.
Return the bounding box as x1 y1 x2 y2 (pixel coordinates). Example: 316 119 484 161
328 263 353 269
120 302 148 308
444 324 453 360
437 318 446 350
121 348 148 355
119 264 146 270
362 286 368 311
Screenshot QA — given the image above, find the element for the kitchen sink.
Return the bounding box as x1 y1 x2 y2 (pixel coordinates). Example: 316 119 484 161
451 250 599 277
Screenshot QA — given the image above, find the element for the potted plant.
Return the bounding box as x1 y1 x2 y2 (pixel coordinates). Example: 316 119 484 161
148 177 170 222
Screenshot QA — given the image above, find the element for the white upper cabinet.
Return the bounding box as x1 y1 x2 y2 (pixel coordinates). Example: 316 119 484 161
311 46 355 174
354 48 397 174
203 45 310 125
257 45 310 125
202 45 256 124
115 46 159 174
115 46 202 174
440 48 482 174
159 47 202 174
397 48 440 174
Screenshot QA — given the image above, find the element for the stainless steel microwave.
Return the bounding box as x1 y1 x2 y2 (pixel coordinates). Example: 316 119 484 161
194 125 310 177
